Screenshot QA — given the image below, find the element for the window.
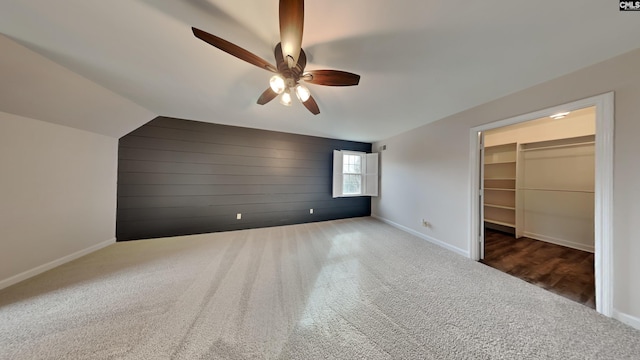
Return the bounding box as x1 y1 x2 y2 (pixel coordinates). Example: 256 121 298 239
332 150 378 197
342 154 362 194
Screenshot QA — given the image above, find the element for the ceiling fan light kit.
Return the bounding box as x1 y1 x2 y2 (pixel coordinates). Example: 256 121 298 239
270 75 286 94
280 89 293 106
192 0 360 115
295 84 311 102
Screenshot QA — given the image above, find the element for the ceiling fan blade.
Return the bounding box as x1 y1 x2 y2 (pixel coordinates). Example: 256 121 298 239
192 27 277 73
279 0 304 69
303 70 360 86
302 95 320 115
257 88 278 105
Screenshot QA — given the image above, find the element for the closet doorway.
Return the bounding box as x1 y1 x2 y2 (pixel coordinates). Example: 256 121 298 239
468 93 614 317
481 107 596 308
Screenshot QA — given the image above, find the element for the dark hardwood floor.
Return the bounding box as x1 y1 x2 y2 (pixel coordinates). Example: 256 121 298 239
481 229 595 309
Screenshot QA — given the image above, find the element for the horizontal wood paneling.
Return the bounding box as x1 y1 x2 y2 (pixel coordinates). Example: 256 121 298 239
118 184 328 197
118 147 324 168
116 117 371 240
118 160 322 176
117 198 370 222
119 136 331 161
118 193 333 209
118 173 329 185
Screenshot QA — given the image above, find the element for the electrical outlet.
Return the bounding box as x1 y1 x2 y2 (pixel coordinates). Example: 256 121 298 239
310 209 314 214
236 213 242 220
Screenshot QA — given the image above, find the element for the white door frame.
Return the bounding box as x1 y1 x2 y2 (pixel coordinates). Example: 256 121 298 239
467 92 614 316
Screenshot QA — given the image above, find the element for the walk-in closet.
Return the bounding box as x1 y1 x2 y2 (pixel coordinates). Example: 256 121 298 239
481 106 596 307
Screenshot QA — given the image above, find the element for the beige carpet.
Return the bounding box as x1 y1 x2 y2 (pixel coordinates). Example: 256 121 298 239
1 217 639 359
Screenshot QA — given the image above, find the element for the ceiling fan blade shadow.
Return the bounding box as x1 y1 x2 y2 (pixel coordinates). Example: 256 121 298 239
257 87 279 105
302 95 320 115
303 70 360 86
279 0 304 68
305 30 432 72
192 27 277 72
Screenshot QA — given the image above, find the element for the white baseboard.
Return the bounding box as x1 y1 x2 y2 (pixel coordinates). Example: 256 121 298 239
523 231 594 253
0 238 115 290
372 215 469 257
613 309 640 331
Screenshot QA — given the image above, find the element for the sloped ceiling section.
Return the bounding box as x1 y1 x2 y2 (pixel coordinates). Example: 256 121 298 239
1 1 640 141
0 34 155 138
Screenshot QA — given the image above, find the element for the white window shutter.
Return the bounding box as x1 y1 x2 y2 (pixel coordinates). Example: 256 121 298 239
332 150 343 198
364 153 379 196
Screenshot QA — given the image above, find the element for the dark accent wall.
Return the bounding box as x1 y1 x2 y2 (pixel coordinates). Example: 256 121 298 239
116 117 372 241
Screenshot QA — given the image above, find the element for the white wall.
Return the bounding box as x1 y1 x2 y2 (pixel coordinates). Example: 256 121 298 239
520 143 595 251
372 47 640 326
0 111 118 288
0 34 155 138
484 110 596 252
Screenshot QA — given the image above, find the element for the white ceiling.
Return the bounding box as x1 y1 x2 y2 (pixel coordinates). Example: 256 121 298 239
1 1 639 142
485 106 595 135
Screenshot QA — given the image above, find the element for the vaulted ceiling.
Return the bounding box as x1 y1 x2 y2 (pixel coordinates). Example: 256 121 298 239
1 1 640 141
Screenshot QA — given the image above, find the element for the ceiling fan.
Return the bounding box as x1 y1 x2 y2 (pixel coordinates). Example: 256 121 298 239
192 0 360 115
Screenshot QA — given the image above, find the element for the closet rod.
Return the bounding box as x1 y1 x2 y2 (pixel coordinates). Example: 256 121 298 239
520 141 595 152
520 188 594 193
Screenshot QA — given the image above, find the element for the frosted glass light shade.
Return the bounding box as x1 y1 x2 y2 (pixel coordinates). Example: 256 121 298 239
295 84 311 102
280 89 292 106
270 75 286 94
550 111 570 120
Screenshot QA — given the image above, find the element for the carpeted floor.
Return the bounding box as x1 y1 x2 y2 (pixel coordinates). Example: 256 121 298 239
1 217 639 359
